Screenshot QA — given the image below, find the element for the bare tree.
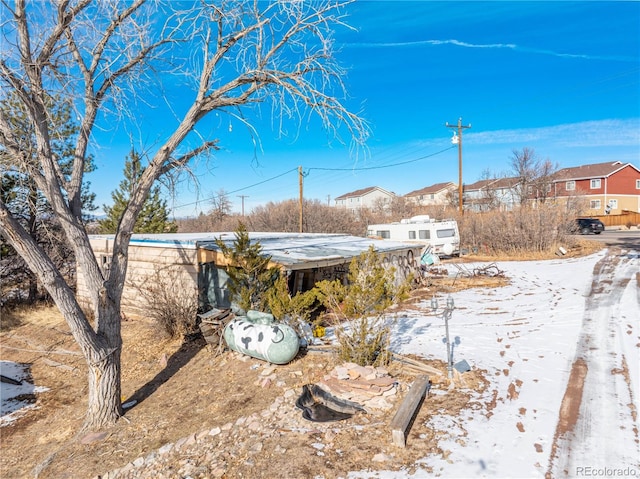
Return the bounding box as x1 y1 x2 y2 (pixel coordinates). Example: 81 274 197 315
509 147 538 206
388 195 416 220
208 188 233 223
0 0 368 430
509 147 557 206
477 168 500 211
246 198 360 234
531 158 558 204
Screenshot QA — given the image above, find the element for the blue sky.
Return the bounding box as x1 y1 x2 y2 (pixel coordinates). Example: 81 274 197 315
88 1 640 217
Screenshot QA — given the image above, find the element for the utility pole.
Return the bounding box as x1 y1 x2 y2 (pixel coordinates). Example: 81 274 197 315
298 166 304 233
326 194 331 206
237 195 249 216
446 118 471 214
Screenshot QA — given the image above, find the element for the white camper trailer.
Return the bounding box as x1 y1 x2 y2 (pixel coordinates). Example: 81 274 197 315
367 215 460 256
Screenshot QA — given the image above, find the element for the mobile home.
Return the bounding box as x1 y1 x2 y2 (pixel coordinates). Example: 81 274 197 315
367 215 460 256
77 232 423 319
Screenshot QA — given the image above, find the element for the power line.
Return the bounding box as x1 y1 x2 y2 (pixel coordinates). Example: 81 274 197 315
307 145 455 173
172 167 298 210
171 145 456 212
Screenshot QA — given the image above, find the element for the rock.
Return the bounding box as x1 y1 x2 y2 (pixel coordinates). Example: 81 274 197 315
372 453 391 462
209 427 221 436
249 442 263 454
158 443 174 454
382 386 398 397
334 366 350 380
80 431 108 444
174 436 189 450
260 377 272 388
365 396 393 410
248 421 261 432
211 467 226 478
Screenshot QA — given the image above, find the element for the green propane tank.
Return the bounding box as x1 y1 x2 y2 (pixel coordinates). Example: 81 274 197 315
223 311 300 365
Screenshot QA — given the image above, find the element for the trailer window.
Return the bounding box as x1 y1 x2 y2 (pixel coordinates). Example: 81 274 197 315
418 230 430 240
436 228 456 238
377 230 390 239
408 231 416 239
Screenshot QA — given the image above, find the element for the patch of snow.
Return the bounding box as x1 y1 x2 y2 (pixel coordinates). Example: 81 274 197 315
1 360 49 427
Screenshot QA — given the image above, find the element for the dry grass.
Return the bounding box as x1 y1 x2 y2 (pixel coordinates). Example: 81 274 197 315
458 238 603 262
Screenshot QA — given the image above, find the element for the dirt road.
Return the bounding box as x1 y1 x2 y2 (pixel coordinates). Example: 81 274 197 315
547 248 640 478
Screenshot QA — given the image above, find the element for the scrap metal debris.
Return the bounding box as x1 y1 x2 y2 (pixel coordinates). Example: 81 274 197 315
295 384 366 422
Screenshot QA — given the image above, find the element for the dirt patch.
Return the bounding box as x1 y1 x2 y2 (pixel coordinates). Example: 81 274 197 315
555 358 588 436
545 356 588 478
0 306 488 479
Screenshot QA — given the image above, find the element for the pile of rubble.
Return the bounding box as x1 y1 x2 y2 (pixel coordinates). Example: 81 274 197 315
317 362 399 411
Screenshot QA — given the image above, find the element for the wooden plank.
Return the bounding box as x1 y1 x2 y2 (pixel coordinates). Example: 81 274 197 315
391 353 443 376
390 375 431 447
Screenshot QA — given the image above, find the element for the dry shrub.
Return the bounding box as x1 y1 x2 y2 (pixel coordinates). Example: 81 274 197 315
334 314 395 367
316 246 409 367
457 204 579 256
129 266 199 338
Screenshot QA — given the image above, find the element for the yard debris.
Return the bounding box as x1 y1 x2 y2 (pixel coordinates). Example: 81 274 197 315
198 308 233 355
391 353 444 377
390 375 431 447
451 261 505 285
295 384 365 422
472 262 505 277
0 374 21 386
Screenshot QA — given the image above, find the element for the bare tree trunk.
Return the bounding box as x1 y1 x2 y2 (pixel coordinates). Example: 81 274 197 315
0 200 123 428
85 345 122 430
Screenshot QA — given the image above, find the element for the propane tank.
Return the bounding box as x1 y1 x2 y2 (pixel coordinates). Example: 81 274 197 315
224 311 300 364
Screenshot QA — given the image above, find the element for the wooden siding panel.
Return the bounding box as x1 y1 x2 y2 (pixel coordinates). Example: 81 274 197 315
607 165 640 195
76 241 199 319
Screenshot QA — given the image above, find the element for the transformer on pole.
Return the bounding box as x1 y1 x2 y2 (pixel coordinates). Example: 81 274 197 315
446 118 471 214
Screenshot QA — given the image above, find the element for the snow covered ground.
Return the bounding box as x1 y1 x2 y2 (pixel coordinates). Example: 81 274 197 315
0 360 49 427
351 248 639 479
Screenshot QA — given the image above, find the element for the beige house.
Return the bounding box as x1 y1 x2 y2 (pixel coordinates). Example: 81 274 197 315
463 177 520 212
334 186 396 214
404 182 456 206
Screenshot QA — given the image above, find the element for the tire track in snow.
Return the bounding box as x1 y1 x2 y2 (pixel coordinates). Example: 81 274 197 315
546 248 640 478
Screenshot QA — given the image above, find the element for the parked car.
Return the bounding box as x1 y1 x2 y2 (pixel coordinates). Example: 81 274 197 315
576 218 605 235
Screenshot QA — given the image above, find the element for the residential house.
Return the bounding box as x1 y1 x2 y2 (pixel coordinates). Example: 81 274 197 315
463 177 520 212
76 232 422 319
404 182 456 206
333 186 395 214
551 161 640 215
